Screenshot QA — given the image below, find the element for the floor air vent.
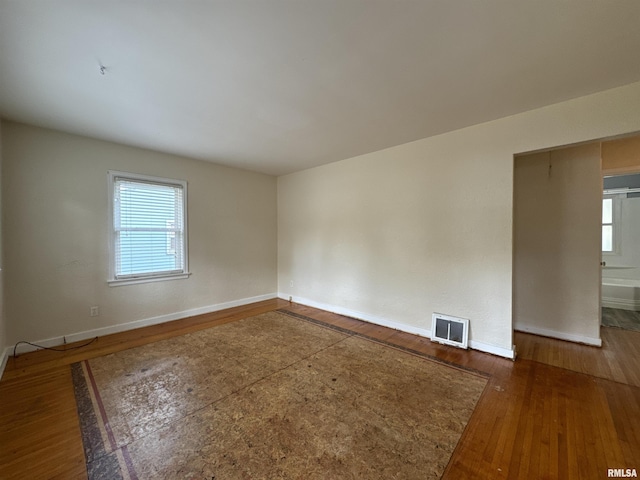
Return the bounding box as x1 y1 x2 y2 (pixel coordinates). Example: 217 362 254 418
431 313 469 349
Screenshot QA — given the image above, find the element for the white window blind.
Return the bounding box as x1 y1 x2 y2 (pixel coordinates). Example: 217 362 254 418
109 171 188 284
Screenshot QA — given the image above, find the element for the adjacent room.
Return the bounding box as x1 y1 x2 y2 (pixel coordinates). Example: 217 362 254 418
1 1 640 478
600 137 640 333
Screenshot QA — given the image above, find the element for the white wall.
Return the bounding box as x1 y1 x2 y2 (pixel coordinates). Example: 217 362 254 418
278 81 640 358
513 146 602 345
0 121 5 364
1 122 277 348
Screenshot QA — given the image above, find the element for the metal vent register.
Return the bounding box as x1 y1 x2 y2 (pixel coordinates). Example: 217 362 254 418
431 313 469 349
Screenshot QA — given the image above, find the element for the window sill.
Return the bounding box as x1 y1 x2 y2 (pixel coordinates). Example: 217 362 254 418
108 272 191 287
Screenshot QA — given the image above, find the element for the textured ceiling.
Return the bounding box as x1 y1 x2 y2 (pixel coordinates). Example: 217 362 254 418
1 1 640 175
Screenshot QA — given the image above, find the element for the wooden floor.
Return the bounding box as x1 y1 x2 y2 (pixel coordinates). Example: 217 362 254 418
1 299 639 479
516 324 640 387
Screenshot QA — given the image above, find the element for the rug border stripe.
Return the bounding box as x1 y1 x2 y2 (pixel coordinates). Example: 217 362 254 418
83 360 139 480
120 446 138 480
83 360 119 451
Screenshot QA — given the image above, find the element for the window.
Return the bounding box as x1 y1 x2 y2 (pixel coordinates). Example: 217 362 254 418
108 171 189 285
602 197 614 252
602 194 622 255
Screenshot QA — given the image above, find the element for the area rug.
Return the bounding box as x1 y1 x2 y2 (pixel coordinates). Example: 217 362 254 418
72 310 487 479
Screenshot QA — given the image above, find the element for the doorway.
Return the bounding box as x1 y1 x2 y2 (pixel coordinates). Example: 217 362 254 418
513 143 602 346
601 136 640 332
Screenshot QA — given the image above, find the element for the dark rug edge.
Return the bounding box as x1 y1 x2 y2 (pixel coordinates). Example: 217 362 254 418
71 361 125 480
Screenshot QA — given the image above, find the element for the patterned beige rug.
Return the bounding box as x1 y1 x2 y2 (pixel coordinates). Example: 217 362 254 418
73 310 487 479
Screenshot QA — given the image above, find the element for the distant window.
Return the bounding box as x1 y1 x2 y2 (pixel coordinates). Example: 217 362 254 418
602 194 622 255
602 197 614 252
108 171 189 285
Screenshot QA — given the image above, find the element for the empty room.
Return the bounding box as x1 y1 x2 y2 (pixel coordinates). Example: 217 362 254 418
1 1 640 479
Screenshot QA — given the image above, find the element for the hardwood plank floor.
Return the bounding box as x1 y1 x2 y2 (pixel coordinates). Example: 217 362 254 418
516 326 640 387
1 299 639 479
0 365 86 479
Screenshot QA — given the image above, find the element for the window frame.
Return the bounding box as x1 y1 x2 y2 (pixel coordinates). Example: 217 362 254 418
602 193 623 256
107 170 190 286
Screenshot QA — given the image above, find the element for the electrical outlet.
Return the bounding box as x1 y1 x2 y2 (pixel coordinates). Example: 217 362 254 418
90 306 99 317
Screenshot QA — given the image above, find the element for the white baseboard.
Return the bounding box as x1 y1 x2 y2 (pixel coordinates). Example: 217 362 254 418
602 297 640 311
280 293 516 359
6 293 278 359
280 293 432 337
469 340 517 359
515 323 602 347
